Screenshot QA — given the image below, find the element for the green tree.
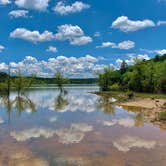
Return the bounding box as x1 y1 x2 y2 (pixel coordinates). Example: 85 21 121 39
54 72 69 92
13 70 35 96
120 60 128 74
97 67 114 91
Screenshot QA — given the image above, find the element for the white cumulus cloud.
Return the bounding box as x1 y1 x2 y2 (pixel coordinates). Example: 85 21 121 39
15 0 49 11
116 40 135 50
10 28 54 43
116 54 150 67
55 24 92 45
0 55 106 78
9 10 29 18
141 48 166 55
96 42 116 48
53 1 90 15
96 40 135 50
46 46 58 53
112 16 155 32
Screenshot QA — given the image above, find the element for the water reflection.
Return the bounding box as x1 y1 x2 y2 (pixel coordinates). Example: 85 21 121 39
97 95 116 114
0 86 166 166
113 135 157 152
13 96 36 115
0 94 36 122
55 91 69 111
10 127 56 142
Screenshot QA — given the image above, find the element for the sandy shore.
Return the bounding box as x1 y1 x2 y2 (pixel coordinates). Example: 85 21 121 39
120 98 166 111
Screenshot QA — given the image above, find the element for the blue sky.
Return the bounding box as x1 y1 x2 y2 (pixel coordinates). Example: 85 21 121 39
0 0 166 77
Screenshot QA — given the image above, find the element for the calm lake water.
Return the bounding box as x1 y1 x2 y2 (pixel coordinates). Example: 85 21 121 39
0 86 166 166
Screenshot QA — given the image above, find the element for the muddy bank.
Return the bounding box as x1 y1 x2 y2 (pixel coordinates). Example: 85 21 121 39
94 91 166 128
120 98 166 110
120 98 166 129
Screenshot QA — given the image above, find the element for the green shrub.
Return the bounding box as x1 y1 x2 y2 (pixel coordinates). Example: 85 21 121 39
109 83 120 91
158 111 166 121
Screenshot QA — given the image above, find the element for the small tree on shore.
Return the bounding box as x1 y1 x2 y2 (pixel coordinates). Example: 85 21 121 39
97 67 113 91
54 72 69 93
13 70 35 96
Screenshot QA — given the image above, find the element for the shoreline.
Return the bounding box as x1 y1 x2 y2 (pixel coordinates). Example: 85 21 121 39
94 91 166 128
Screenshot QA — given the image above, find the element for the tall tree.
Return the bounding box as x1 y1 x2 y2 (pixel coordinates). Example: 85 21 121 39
120 60 128 74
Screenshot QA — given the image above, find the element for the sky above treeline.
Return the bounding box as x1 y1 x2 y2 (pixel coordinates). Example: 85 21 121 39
0 0 166 78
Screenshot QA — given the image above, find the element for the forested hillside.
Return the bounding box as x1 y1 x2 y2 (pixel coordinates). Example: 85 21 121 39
98 54 166 93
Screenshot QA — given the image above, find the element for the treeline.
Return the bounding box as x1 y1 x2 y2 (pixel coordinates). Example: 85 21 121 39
31 78 97 85
98 54 166 93
0 74 97 85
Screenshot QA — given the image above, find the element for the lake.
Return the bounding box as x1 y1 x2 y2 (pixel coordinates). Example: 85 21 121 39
0 86 166 166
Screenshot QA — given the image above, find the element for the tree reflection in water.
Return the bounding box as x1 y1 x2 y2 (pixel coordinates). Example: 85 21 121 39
0 94 36 123
97 95 115 114
120 105 145 127
55 90 69 111
13 96 36 115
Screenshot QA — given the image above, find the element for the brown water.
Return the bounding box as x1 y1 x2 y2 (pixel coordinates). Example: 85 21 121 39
0 86 166 166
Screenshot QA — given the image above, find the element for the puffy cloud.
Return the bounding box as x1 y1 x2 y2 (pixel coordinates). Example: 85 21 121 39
10 25 92 45
55 24 92 45
136 54 150 60
0 62 8 70
0 0 11 5
155 49 166 55
116 54 150 68
96 40 135 50
53 1 90 15
10 28 54 43
112 16 155 32
96 42 116 48
113 135 156 152
9 10 29 18
10 127 56 141
0 55 105 78
70 36 92 45
116 58 123 66
157 21 166 26
0 45 5 52
15 0 49 11
46 46 58 53
116 40 135 50
141 48 166 55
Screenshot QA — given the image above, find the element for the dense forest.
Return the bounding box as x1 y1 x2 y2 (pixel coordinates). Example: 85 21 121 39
98 54 166 93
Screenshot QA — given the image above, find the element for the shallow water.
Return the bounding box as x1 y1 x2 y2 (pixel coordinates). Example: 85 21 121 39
0 86 166 166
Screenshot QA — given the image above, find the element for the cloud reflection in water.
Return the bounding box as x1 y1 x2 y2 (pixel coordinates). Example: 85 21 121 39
10 127 56 141
113 135 156 152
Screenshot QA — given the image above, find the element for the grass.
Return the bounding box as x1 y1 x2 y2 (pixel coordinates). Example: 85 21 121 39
158 111 166 121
